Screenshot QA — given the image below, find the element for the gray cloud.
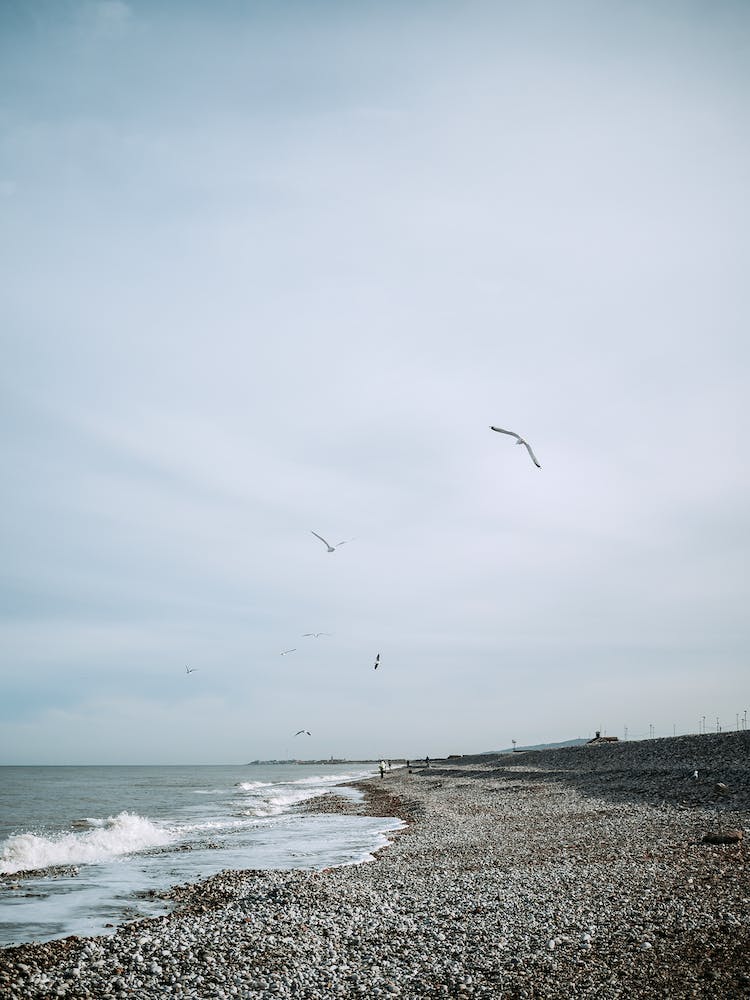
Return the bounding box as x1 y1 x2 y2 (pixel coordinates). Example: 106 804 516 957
1 0 748 762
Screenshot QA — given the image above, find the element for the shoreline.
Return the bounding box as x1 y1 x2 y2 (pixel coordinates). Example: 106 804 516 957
1 732 748 998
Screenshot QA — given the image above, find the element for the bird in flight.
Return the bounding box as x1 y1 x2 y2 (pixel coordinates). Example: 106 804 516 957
280 648 297 656
490 426 541 468
311 531 355 553
302 632 332 638
374 653 380 670
185 665 198 674
294 730 311 736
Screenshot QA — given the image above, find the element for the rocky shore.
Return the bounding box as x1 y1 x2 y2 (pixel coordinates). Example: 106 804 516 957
2 732 748 998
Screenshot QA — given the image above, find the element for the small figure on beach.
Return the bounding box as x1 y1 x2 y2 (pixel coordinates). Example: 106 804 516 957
425 755 430 767
379 759 386 779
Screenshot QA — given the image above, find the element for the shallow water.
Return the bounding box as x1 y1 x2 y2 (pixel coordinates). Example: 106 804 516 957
0 763 400 946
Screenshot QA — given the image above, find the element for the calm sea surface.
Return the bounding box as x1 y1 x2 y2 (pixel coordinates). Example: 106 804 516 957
0 763 400 947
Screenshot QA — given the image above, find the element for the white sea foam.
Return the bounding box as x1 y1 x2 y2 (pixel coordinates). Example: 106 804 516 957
234 769 373 817
239 783 346 815
0 812 175 875
183 818 249 833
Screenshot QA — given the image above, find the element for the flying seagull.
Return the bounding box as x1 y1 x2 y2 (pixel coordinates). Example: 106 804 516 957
302 632 332 638
490 426 541 468
311 530 354 553
374 653 380 670
294 730 311 736
185 665 198 674
280 648 297 656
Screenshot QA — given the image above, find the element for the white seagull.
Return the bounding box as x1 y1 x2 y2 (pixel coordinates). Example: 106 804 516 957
280 648 297 656
185 665 198 674
311 531 354 553
294 730 311 736
490 426 541 468
302 632 332 638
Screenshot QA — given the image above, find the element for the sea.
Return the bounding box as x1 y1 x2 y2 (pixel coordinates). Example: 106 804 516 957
0 763 401 949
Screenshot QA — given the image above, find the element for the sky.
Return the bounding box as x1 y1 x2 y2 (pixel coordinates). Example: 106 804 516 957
1 0 748 764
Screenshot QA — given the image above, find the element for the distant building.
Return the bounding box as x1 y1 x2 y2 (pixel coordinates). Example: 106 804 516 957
587 731 619 745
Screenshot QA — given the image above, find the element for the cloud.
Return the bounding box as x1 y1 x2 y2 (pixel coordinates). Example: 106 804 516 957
79 0 132 37
0 0 748 761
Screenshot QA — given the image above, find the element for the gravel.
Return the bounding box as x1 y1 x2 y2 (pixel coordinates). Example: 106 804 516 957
1 731 748 998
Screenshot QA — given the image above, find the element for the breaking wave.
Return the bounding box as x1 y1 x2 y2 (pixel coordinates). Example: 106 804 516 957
0 812 175 875
235 771 367 817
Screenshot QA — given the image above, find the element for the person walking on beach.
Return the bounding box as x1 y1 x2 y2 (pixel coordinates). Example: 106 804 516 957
379 760 386 779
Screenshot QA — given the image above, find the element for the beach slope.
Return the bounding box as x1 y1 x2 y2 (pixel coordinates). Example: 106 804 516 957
2 732 748 998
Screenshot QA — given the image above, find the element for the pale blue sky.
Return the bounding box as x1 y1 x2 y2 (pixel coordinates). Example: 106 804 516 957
1 0 748 763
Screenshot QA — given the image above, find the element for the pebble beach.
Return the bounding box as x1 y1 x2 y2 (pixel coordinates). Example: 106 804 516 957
2 732 748 999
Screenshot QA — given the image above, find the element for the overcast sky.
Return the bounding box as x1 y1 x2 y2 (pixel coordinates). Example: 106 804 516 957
1 0 748 764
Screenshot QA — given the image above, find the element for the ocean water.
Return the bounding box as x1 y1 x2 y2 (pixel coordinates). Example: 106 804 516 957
0 763 400 948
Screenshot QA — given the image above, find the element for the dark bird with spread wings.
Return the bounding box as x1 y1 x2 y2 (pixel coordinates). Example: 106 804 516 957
311 531 354 553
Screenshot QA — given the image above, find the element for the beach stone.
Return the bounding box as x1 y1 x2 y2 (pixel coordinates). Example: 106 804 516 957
701 829 743 844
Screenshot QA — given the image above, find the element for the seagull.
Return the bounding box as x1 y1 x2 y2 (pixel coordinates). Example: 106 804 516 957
185 665 198 674
374 653 380 670
490 426 541 468
294 730 311 736
311 531 355 553
280 648 297 656
302 632 332 638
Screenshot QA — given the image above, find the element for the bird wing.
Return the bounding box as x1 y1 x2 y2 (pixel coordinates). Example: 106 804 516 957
281 648 296 655
490 426 520 441
521 440 541 468
336 537 356 547
302 633 314 637
311 530 332 548
294 730 304 735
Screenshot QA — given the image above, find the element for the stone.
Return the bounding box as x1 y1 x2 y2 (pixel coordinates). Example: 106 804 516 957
701 829 743 844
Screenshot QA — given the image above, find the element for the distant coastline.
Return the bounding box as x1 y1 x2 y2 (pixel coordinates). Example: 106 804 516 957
246 758 386 765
